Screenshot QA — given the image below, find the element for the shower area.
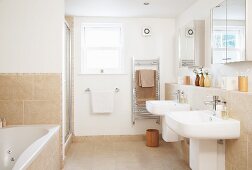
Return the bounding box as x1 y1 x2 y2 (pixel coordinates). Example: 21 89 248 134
64 22 72 143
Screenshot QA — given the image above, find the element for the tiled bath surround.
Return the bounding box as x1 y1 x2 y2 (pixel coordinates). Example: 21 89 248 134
0 73 62 125
165 83 252 170
0 73 63 168
27 130 61 170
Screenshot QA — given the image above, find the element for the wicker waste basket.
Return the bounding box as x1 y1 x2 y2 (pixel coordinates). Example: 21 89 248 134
146 129 159 147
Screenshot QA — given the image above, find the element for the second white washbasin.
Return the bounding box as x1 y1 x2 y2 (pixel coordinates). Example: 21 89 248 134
146 100 191 142
146 100 191 116
165 110 240 139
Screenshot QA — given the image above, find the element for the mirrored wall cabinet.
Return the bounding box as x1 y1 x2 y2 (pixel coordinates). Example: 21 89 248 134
178 20 205 67
211 0 252 64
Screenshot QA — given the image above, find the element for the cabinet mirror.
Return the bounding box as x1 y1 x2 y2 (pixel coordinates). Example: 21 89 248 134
211 0 246 64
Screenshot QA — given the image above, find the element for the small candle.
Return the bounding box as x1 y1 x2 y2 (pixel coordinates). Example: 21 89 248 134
238 76 248 92
183 76 191 85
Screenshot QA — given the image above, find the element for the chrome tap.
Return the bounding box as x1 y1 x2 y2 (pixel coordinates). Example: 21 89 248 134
204 96 222 115
175 90 180 103
175 90 185 103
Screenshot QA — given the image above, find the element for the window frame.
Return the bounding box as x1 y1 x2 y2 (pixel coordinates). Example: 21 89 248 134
80 23 124 75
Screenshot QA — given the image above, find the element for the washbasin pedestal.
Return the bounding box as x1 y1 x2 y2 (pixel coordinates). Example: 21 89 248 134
165 110 240 170
190 139 224 170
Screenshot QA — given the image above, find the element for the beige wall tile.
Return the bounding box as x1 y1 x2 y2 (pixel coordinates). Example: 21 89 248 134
0 75 14 100
24 100 61 124
226 162 237 170
165 83 178 100
226 135 248 170
0 100 23 125
0 86 12 100
0 73 62 125
181 139 189 164
0 75 34 100
12 75 34 100
248 135 252 170
33 75 61 101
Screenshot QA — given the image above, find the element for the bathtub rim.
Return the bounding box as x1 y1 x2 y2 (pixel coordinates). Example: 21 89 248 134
8 125 60 170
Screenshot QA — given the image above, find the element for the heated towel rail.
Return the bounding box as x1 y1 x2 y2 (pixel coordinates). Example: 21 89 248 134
132 58 160 125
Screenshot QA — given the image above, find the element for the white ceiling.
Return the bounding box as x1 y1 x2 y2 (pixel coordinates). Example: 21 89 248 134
65 0 197 18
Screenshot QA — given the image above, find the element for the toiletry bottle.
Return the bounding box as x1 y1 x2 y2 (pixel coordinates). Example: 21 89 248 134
221 102 229 119
204 74 211 87
0 119 2 128
180 92 184 103
2 118 6 127
199 73 205 87
180 92 187 104
195 74 200 86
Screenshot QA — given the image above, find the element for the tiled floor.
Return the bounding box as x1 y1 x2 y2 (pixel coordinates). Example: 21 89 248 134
64 140 190 170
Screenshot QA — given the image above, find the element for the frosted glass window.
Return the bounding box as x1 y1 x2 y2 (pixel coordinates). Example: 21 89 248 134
86 49 120 69
85 28 121 47
81 24 123 74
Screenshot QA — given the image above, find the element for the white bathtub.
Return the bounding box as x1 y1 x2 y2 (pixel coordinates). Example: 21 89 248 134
0 125 60 170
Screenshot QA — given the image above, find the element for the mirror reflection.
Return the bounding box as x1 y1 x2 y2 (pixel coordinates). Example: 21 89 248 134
212 0 246 64
179 20 205 67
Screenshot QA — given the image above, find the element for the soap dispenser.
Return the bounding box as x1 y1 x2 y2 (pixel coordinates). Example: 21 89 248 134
221 102 229 119
180 92 187 104
204 72 211 87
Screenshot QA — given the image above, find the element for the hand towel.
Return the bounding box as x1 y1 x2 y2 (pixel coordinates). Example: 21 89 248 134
135 70 157 107
138 69 155 87
91 90 114 113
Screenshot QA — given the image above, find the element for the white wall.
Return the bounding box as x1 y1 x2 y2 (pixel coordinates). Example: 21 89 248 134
176 0 252 91
176 0 224 29
73 17 176 136
0 0 65 73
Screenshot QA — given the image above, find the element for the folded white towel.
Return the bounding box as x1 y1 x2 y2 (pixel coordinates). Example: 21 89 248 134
91 90 114 113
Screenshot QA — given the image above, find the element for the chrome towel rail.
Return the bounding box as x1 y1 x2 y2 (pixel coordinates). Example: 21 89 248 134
85 88 120 93
131 58 160 125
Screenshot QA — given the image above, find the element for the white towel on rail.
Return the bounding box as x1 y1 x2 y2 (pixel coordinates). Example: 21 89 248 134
91 90 114 113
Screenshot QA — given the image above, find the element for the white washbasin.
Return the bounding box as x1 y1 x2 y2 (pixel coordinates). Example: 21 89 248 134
146 100 191 142
146 100 191 116
165 110 240 139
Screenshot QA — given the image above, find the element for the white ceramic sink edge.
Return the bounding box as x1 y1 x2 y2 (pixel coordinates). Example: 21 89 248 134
146 100 191 116
165 110 240 139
